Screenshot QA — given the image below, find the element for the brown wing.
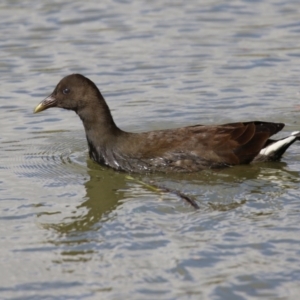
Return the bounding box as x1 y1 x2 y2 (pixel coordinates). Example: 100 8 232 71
210 121 284 164
117 121 284 172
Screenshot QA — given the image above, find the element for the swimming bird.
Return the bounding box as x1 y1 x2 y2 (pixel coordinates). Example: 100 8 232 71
34 74 300 173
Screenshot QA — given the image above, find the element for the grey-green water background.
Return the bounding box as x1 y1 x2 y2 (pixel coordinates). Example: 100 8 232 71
1 0 300 299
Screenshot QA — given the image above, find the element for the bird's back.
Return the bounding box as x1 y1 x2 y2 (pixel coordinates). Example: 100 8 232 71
108 121 284 173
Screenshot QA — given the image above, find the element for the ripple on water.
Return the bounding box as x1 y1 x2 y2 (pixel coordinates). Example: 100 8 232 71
1 130 89 186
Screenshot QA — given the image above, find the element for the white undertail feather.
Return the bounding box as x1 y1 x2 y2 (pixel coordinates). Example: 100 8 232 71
259 134 297 156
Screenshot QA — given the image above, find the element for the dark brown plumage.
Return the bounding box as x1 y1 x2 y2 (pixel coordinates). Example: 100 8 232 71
34 74 300 173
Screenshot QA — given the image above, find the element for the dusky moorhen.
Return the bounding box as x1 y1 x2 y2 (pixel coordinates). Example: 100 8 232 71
34 74 300 173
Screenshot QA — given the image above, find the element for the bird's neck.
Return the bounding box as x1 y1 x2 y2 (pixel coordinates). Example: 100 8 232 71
76 96 125 166
77 92 122 134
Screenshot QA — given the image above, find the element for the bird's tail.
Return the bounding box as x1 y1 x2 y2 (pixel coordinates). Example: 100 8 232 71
254 131 300 162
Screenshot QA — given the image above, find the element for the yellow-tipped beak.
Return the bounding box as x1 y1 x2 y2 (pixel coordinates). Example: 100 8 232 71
34 95 57 113
34 102 45 113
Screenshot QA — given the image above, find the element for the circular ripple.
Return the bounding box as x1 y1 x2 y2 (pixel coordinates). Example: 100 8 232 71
3 130 89 185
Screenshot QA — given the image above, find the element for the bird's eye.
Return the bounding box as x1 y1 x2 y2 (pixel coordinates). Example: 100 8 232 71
63 88 70 95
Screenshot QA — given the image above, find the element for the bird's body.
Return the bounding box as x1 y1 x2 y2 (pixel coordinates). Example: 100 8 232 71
82 121 288 173
34 74 300 173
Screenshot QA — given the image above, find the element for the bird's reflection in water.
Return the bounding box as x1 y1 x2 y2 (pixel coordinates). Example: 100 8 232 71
41 160 128 234
39 159 300 266
41 158 300 236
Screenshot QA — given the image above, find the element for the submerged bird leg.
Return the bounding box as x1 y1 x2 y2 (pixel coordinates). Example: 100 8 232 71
126 176 200 209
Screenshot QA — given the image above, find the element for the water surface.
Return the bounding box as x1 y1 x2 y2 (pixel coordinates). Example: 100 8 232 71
1 0 300 299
